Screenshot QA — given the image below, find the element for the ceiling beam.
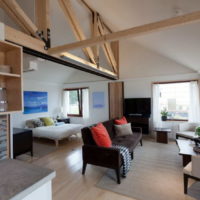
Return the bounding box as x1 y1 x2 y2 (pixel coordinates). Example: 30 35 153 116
35 0 51 47
1 0 39 37
58 0 97 64
5 24 46 53
48 10 200 54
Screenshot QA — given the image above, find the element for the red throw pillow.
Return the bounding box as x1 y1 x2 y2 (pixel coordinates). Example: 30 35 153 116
91 123 112 147
115 116 128 125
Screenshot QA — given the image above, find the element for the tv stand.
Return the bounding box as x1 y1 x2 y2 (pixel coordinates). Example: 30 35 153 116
126 116 150 134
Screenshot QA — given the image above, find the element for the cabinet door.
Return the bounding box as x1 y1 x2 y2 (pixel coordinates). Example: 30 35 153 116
108 82 124 119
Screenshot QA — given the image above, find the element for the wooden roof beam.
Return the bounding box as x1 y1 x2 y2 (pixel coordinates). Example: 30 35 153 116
58 0 97 64
48 10 200 54
5 24 46 53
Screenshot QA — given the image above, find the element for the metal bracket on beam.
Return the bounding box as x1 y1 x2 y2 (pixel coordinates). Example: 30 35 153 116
36 29 51 50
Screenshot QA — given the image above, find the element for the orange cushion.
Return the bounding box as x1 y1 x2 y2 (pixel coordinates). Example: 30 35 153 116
91 123 112 147
115 116 128 125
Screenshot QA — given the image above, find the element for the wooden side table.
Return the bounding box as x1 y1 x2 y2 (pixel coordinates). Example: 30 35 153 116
155 128 171 144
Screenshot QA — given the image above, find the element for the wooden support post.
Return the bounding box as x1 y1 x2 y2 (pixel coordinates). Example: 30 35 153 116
58 0 97 65
92 12 99 66
35 0 51 48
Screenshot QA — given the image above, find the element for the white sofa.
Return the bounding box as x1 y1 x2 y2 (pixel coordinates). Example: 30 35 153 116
176 122 200 140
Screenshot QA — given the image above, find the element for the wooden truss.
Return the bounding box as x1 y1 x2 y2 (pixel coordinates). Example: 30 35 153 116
1 0 200 79
0 0 119 78
57 0 119 74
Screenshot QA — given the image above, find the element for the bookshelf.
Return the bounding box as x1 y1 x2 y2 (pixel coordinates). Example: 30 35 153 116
0 40 22 114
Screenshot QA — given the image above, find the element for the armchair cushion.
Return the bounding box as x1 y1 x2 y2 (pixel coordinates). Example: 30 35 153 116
114 116 128 125
112 134 142 153
114 123 133 137
179 122 200 132
91 123 112 147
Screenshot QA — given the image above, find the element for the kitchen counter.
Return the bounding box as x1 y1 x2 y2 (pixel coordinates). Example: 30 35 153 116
0 159 56 200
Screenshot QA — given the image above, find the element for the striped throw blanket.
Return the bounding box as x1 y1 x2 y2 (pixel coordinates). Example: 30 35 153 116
112 145 132 177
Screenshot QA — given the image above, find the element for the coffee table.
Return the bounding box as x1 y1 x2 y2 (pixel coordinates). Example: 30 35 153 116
154 128 171 144
176 139 198 167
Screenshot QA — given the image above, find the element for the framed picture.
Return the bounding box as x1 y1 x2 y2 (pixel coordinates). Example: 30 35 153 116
92 92 105 108
24 91 48 114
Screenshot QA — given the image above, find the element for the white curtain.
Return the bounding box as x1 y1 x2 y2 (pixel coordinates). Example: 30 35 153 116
82 89 90 125
189 81 200 122
62 91 69 118
152 84 162 128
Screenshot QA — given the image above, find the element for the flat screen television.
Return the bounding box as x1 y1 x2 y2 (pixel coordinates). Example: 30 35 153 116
124 98 151 117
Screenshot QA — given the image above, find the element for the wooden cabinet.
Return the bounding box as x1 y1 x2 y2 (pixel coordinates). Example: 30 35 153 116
0 115 10 160
0 40 22 114
0 40 23 160
13 128 33 158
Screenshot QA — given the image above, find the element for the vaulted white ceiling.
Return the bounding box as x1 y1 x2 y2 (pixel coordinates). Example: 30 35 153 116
85 0 200 72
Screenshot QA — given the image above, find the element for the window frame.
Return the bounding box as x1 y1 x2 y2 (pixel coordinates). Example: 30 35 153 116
153 80 198 122
64 87 88 117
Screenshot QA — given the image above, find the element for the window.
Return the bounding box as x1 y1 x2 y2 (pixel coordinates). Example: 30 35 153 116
159 82 190 121
64 88 88 117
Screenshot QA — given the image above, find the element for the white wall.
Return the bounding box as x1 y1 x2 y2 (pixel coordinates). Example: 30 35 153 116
120 40 195 79
12 79 62 128
64 81 109 125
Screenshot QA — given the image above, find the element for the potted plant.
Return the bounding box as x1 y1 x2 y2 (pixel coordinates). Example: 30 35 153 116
194 127 200 146
161 108 168 121
195 127 200 138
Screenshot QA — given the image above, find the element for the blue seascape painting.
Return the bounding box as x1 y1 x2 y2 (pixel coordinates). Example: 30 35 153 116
92 92 105 108
24 91 48 114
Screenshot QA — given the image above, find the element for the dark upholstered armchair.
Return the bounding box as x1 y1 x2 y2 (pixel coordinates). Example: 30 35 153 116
81 119 142 184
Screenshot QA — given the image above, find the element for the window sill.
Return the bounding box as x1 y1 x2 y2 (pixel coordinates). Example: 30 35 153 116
165 119 188 122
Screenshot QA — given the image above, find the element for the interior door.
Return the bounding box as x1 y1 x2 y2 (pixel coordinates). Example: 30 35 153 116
108 81 124 119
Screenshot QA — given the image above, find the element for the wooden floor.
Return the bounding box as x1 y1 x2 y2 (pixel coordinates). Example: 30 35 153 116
32 137 135 200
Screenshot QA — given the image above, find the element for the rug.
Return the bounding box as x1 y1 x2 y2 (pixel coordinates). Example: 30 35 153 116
97 141 200 200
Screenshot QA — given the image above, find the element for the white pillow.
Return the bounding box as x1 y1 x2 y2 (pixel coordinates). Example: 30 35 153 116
114 123 133 137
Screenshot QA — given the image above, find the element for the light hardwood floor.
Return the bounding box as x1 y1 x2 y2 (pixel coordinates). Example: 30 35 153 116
32 137 135 200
